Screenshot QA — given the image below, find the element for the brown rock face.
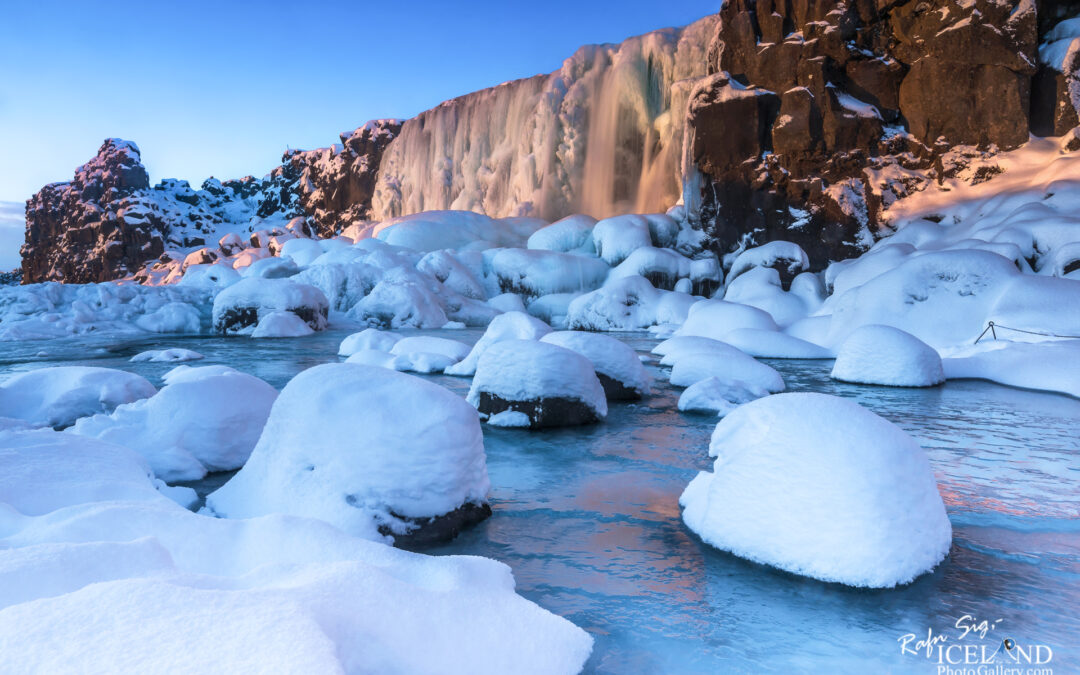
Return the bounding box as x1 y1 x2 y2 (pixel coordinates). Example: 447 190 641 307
685 0 1061 270
22 140 164 284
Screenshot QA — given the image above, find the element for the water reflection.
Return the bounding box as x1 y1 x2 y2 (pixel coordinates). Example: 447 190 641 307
1 328 1077 672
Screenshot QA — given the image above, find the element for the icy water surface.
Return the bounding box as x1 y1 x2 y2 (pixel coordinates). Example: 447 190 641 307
2 328 1078 673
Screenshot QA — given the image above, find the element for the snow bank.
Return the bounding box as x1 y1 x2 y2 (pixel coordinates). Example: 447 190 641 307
832 325 944 387
0 429 593 673
68 366 278 482
211 278 328 335
0 367 156 429
130 348 204 363
207 364 490 540
680 393 952 588
541 331 651 399
467 340 607 428
446 311 551 376
943 340 1080 399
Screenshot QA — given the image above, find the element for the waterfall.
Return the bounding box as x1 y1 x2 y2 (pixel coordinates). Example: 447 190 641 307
371 15 718 222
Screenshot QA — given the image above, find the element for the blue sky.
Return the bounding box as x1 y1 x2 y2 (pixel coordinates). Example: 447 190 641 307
0 1 719 268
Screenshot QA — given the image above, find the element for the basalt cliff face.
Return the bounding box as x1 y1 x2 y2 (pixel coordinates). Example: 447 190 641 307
682 0 1080 268
19 2 1080 283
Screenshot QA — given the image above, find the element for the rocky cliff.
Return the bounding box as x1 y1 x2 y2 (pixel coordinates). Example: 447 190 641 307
682 0 1080 269
21 121 401 284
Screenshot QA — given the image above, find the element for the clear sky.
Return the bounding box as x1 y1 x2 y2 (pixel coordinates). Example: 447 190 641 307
0 1 720 265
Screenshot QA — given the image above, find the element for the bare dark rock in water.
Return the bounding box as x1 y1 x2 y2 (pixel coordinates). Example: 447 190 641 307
475 391 602 429
596 372 644 401
385 502 493 549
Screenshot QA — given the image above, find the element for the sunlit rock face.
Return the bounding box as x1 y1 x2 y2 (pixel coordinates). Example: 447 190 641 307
682 0 1080 270
371 16 719 222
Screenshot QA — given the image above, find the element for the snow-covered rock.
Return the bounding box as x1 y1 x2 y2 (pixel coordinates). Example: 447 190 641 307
677 377 766 416
338 328 401 356
674 299 779 341
446 311 551 376
0 367 156 429
566 276 698 331
68 366 278 482
467 340 607 428
211 278 328 335
591 214 653 265
346 268 450 329
726 241 809 287
609 247 692 290
831 324 944 387
207 364 491 544
490 249 610 297
129 348 204 363
540 331 651 400
721 328 833 359
250 310 315 338
390 336 471 362
527 214 597 253
665 347 785 394
942 339 1080 399
679 393 952 588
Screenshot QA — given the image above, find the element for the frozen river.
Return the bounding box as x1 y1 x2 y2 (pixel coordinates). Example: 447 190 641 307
3 327 1077 673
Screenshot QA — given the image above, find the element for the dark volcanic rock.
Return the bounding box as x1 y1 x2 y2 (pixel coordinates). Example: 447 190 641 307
475 392 603 429
685 0 1051 271
385 501 492 549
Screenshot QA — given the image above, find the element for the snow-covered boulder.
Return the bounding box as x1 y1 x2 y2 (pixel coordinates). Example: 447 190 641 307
677 377 766 416
726 241 809 288
664 345 785 394
609 247 692 290
674 299 779 341
721 328 833 359
679 393 952 588
130 348 204 363
134 302 203 334
722 267 820 328
338 328 401 356
240 256 300 280
487 292 528 313
0 367 156 429
831 324 944 387
390 336 471 363
490 249 609 297
540 331 650 400
526 214 597 253
68 366 278 482
446 311 551 376
346 269 449 329
211 278 328 335
207 364 491 545
566 276 698 331
591 214 653 265
416 250 487 300
467 340 607 428
250 311 315 338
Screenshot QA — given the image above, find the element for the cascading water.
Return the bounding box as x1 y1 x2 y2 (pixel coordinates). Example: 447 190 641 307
371 15 718 222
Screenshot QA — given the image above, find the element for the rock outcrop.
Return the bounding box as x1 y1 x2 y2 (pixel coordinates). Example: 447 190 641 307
683 0 1080 270
21 121 401 284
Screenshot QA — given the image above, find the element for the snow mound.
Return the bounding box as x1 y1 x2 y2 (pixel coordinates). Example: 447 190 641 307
338 328 401 356
679 393 952 588
675 299 780 341
666 348 785 394
490 249 610 297
68 366 278 482
251 310 315 338
592 214 653 265
527 214 597 253
0 367 156 429
130 348 204 363
467 340 607 428
212 278 328 335
726 241 809 285
943 339 1080 399
832 324 944 387
540 331 651 399
566 276 698 331
390 336 471 362
677 377 767 416
446 311 551 376
723 328 833 359
207 364 490 540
